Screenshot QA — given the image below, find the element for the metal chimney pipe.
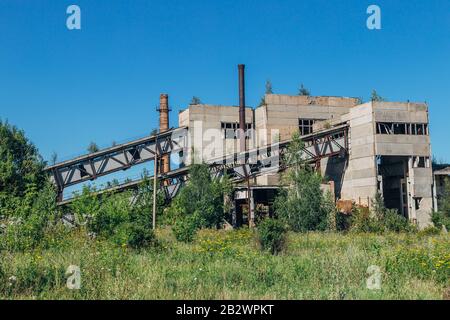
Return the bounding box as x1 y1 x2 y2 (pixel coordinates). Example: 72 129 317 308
238 64 246 153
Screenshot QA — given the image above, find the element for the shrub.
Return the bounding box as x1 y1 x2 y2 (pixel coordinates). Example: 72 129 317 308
166 163 231 233
172 213 203 243
383 209 415 232
1 180 58 251
113 222 157 249
418 225 441 236
350 207 383 233
335 212 353 232
257 218 287 255
350 193 416 234
275 133 330 232
432 211 450 231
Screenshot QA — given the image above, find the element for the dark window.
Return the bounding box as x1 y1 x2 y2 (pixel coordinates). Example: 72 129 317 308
221 122 252 140
376 122 428 136
299 119 316 135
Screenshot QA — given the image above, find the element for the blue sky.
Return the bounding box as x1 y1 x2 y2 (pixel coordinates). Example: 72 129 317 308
1 0 450 164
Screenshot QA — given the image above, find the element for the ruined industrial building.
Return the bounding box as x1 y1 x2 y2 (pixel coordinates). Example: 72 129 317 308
45 66 447 230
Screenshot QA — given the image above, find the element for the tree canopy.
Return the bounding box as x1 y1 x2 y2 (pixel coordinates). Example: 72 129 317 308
0 120 46 197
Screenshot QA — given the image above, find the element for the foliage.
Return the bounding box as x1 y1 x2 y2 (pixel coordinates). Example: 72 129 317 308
1 231 448 299
298 84 310 96
172 213 203 243
166 164 232 238
112 222 157 249
433 179 450 230
0 120 46 198
257 218 287 255
432 211 450 231
350 193 415 233
1 180 58 251
265 80 273 94
87 142 99 153
190 96 202 105
275 132 331 232
68 178 163 248
371 90 385 102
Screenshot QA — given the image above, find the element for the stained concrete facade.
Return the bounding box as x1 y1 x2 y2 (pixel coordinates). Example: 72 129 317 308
178 95 435 228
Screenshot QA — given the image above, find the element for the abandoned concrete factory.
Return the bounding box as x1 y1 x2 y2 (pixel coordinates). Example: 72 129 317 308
179 92 437 228
46 65 449 230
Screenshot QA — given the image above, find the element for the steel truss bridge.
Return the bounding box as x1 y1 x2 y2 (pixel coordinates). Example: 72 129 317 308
45 124 349 205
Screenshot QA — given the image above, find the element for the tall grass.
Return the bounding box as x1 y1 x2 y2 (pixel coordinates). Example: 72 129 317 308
1 228 448 300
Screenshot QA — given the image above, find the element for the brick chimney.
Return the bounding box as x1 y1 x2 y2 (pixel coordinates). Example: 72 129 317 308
158 94 170 174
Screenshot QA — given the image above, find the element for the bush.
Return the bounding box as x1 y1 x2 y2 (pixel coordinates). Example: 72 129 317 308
113 222 157 249
1 180 58 251
383 209 415 232
172 214 203 243
350 207 383 233
335 212 353 232
350 194 415 234
257 218 287 255
418 225 441 236
274 133 330 232
166 163 231 236
432 211 450 231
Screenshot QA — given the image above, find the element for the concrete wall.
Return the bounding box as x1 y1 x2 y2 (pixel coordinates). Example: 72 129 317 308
178 104 254 165
256 94 359 142
339 102 378 206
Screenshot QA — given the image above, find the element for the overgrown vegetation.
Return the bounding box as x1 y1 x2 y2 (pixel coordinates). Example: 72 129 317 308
298 84 310 96
274 132 333 232
257 219 286 255
166 164 232 242
433 179 450 230
1 121 449 299
371 89 385 102
1 230 448 299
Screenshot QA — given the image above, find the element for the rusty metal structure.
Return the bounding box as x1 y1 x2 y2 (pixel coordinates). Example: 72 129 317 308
45 123 349 205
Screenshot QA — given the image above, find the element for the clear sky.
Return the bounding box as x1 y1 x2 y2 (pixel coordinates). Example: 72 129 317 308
1 0 450 164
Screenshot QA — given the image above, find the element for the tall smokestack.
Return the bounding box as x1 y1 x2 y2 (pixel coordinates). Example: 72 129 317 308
158 93 170 174
238 64 246 153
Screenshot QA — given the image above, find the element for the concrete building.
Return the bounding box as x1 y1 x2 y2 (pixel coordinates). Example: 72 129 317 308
433 164 450 209
178 94 435 228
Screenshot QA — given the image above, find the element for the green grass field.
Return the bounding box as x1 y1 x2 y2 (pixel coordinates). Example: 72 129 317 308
1 228 448 300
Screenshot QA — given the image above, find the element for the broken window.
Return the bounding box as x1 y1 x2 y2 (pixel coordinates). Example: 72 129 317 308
376 122 428 136
414 197 422 210
299 119 318 135
221 122 252 140
412 156 430 168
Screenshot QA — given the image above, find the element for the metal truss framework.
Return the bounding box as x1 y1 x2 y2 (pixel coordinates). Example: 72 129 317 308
46 124 349 205
45 127 188 202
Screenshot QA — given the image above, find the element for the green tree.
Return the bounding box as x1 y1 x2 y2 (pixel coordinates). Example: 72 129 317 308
166 163 232 232
50 152 58 165
265 80 273 94
298 84 310 96
371 90 385 102
190 96 202 105
433 179 450 230
258 80 274 107
0 120 46 198
274 132 330 232
87 142 99 153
